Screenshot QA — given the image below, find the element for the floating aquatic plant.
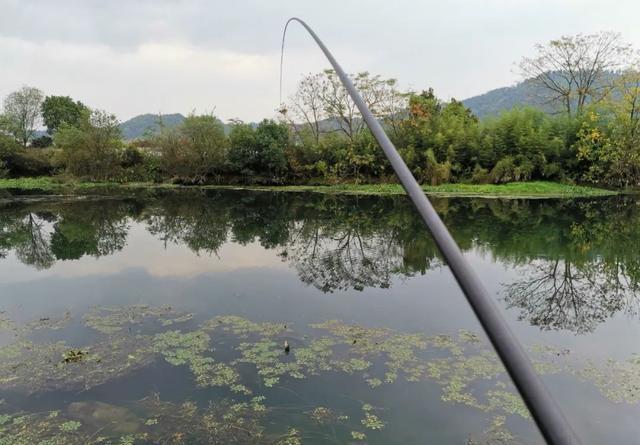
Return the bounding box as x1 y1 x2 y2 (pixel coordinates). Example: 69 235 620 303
203 315 289 338
1 305 638 445
0 396 273 445
152 329 250 394
0 335 155 392
84 304 188 335
359 403 385 430
307 406 348 425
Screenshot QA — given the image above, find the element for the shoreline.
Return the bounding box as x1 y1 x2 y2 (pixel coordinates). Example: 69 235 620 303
0 178 620 199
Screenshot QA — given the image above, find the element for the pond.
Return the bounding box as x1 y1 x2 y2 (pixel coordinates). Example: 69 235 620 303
0 189 639 444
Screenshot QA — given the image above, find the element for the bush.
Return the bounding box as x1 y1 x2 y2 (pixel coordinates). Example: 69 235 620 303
120 146 145 168
31 135 53 148
423 149 451 185
228 120 288 180
55 110 123 180
470 164 491 184
490 156 516 183
158 114 227 184
490 155 534 183
7 148 58 177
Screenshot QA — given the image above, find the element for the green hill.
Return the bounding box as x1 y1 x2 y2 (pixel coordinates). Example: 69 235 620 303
462 80 549 118
119 113 185 140
463 71 620 119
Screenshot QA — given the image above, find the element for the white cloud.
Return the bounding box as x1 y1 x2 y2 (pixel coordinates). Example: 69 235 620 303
1 0 640 121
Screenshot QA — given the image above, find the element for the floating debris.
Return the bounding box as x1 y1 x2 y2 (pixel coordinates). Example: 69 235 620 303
62 349 86 363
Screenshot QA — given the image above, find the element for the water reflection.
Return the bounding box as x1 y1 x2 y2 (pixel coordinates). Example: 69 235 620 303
1 191 639 334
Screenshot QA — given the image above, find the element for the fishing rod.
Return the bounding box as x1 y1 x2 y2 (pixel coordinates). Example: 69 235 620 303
280 17 582 445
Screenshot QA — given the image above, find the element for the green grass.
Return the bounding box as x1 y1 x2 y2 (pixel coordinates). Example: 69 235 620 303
0 178 617 198
218 181 617 198
0 177 177 191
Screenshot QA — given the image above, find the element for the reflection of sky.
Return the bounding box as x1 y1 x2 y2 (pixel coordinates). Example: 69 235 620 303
0 223 288 284
1 217 638 363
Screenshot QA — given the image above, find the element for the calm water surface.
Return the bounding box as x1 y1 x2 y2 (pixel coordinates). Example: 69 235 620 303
0 190 639 444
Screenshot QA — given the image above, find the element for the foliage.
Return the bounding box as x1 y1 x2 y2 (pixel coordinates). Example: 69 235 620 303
30 135 53 148
55 110 123 180
4 62 640 186
41 95 88 134
520 32 631 116
228 120 289 179
158 113 227 184
1 86 44 147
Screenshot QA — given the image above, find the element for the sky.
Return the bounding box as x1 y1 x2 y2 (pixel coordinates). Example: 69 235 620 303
1 0 640 123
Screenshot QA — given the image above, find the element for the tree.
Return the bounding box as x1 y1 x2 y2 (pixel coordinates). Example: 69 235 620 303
55 109 123 180
228 120 288 178
520 32 631 116
2 86 44 147
254 120 289 177
158 113 227 183
283 73 326 145
284 70 400 142
41 95 88 134
575 67 640 187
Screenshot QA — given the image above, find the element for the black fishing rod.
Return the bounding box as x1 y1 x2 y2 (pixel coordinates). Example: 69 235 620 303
280 17 582 445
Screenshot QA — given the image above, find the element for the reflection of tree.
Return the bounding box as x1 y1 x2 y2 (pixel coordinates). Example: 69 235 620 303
285 223 398 292
2 191 640 333
0 201 132 268
505 259 640 333
502 197 640 333
50 204 130 260
275 195 441 292
144 195 231 255
14 213 55 270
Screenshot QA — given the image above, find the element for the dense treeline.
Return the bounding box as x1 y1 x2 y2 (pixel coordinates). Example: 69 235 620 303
1 32 639 187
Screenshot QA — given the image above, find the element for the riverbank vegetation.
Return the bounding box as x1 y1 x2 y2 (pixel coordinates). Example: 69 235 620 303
1 31 639 191
0 178 615 198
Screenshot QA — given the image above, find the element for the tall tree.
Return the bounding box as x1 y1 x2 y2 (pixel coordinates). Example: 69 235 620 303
316 70 402 141
41 95 88 134
520 32 631 116
284 73 326 145
2 86 44 147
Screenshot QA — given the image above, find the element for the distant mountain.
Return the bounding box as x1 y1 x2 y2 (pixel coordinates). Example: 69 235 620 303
462 80 550 119
119 113 185 140
119 113 260 140
462 71 621 119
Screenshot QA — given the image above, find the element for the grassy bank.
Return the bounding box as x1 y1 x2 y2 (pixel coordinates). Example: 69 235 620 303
0 177 618 198
216 181 618 198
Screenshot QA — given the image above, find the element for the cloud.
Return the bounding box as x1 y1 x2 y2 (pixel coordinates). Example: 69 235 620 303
1 0 640 121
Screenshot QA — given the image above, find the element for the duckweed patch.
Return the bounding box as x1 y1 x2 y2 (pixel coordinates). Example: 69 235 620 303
0 396 273 445
307 406 348 425
0 306 638 444
360 403 385 430
84 305 189 335
0 335 155 392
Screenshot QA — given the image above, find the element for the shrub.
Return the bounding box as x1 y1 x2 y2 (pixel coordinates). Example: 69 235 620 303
490 156 516 183
55 110 123 180
470 164 491 184
7 148 58 177
31 135 53 148
423 149 451 185
228 120 288 180
120 146 145 168
158 114 227 184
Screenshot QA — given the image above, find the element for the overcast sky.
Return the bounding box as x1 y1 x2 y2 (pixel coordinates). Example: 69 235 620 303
1 0 639 123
